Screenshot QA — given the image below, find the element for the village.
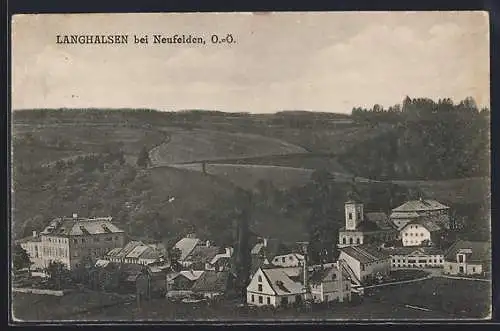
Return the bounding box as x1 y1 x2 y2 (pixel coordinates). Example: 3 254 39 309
13 195 491 317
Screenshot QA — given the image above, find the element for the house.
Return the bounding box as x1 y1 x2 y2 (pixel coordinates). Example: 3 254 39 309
250 237 290 277
246 266 304 307
399 219 442 247
173 234 201 263
309 263 352 304
205 247 233 271
191 270 231 299
182 243 220 270
443 240 491 276
17 214 125 271
338 245 391 283
271 253 304 268
390 198 450 230
338 200 398 248
384 246 444 269
90 262 152 295
104 241 165 265
167 270 205 291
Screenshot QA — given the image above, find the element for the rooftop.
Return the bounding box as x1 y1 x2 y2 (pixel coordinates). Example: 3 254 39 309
392 199 449 213
174 237 201 261
383 246 444 256
191 271 230 293
444 240 491 263
261 267 304 295
40 216 124 237
340 245 390 264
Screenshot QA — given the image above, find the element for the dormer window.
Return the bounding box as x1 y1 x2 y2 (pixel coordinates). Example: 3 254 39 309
457 254 465 263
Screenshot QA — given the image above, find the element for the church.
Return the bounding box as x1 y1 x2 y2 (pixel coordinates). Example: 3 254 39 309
338 199 398 248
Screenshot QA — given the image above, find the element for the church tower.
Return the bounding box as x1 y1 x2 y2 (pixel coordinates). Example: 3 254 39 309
345 200 364 230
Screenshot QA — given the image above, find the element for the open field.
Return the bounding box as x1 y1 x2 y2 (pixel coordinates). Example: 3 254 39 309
12 124 166 167
392 177 490 205
12 277 487 321
170 163 314 190
149 129 307 165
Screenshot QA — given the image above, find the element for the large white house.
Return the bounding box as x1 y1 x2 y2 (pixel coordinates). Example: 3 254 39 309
246 267 304 307
384 246 444 269
338 245 391 283
18 214 125 271
399 219 441 247
390 198 450 230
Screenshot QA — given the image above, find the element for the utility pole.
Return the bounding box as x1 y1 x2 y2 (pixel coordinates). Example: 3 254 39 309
297 241 311 306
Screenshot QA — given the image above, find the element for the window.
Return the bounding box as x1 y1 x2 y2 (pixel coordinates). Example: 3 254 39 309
259 296 263 304
251 295 254 302
449 265 452 270
405 233 408 236
357 213 361 219
410 233 413 236
289 256 293 261
73 239 77 244
267 297 270 305
258 284 262 291
258 275 262 282
457 254 465 263
342 238 346 245
349 238 353 245
348 213 352 220
361 264 365 271
356 238 360 244
472 267 476 272
282 257 286 263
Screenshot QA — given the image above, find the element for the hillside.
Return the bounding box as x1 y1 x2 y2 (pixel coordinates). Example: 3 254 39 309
149 129 306 165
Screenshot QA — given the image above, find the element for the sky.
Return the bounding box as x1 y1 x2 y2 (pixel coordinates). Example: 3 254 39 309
12 12 490 113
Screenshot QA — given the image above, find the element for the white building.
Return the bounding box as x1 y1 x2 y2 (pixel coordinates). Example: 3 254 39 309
309 263 352 304
271 253 304 268
18 214 125 271
385 246 444 269
338 245 391 283
443 240 490 276
400 219 441 247
246 267 304 307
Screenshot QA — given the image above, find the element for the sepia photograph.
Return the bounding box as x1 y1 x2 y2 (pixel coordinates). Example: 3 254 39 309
10 11 491 322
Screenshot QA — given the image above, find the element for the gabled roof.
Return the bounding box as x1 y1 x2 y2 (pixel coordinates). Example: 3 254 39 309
174 237 200 261
340 245 390 264
309 266 343 285
179 270 205 281
105 241 164 260
261 268 304 295
185 245 220 264
444 240 491 263
191 271 229 293
392 199 449 213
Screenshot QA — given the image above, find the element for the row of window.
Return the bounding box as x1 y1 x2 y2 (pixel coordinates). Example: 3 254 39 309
251 294 272 305
274 256 296 263
341 237 362 245
403 239 424 245
43 246 68 258
72 236 120 244
392 258 443 264
404 232 425 237
46 237 68 244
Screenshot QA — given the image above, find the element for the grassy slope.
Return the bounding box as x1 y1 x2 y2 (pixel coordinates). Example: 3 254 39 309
12 124 166 167
149 129 307 165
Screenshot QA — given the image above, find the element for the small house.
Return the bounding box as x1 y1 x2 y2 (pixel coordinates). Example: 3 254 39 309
246 267 304 307
338 245 391 284
443 240 490 276
191 270 231 299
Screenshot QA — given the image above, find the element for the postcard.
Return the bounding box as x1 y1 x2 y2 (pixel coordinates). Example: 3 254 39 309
10 12 491 322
